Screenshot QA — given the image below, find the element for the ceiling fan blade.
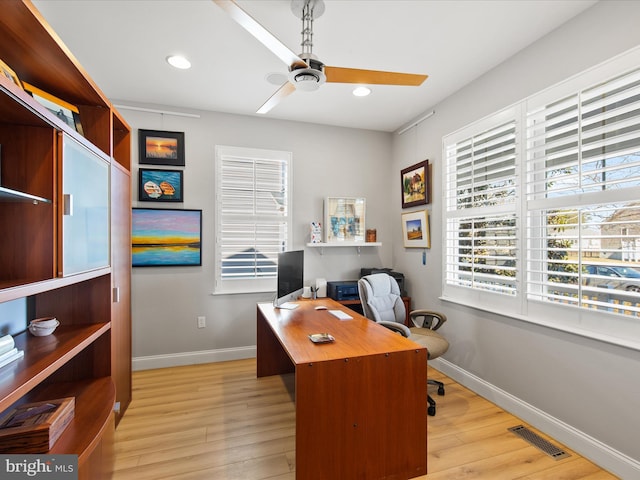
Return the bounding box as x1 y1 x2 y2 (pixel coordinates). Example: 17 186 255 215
257 82 297 114
213 0 307 69
325 66 427 86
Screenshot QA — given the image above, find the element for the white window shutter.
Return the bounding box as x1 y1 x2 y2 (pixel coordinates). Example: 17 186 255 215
443 49 640 340
215 146 292 293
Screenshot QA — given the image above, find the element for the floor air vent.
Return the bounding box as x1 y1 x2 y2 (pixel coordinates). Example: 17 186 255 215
508 425 571 460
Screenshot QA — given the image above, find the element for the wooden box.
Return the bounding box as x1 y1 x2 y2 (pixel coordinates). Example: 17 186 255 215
0 397 75 453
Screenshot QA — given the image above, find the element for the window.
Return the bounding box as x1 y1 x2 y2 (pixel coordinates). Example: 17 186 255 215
443 48 640 347
215 145 292 294
445 110 519 298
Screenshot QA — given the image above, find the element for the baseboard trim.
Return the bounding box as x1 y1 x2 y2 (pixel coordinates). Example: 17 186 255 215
132 346 256 371
432 357 640 479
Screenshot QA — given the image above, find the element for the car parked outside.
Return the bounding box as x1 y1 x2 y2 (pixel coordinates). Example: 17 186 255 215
583 264 640 292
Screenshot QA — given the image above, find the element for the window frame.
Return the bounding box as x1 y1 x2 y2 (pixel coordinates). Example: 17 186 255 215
443 107 522 309
442 47 640 350
214 145 292 295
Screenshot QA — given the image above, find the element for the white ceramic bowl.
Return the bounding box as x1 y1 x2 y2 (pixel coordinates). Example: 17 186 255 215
28 317 60 336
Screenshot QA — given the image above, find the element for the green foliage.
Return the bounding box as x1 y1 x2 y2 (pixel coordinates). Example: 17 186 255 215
546 210 581 283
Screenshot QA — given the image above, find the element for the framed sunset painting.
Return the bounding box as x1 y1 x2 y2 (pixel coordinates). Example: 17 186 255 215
138 129 185 166
132 208 201 266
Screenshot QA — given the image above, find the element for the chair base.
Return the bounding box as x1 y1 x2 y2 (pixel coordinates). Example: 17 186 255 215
427 379 445 416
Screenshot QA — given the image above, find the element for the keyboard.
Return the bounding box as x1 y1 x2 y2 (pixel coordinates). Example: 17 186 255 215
328 309 352 320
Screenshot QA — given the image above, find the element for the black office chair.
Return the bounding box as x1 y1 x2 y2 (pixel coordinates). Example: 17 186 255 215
358 273 449 416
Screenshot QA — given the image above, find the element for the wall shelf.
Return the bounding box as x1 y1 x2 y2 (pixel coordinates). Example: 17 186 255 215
306 242 381 255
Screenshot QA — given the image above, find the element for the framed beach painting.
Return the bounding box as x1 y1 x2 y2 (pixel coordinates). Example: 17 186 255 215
401 210 430 248
132 208 202 266
138 168 183 202
138 129 185 166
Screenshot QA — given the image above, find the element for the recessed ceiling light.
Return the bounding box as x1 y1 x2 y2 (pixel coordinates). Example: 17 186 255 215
353 86 371 97
166 55 191 70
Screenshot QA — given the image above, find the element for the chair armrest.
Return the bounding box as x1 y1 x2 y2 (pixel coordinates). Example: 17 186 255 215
378 321 411 338
409 309 447 330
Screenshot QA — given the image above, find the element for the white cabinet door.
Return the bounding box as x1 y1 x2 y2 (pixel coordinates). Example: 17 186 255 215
61 133 110 275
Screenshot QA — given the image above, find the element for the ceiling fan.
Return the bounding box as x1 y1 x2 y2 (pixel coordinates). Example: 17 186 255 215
213 0 428 114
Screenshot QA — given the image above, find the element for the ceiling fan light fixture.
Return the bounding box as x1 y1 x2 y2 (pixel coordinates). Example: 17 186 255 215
289 67 326 91
166 55 191 70
353 86 371 97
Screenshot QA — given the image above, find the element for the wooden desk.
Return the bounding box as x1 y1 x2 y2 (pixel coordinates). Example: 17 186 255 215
257 299 427 480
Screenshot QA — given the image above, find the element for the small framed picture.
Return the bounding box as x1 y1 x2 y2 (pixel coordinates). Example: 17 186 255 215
0 58 22 89
401 160 429 208
138 168 183 202
401 210 430 248
22 82 83 136
139 129 185 166
324 197 366 243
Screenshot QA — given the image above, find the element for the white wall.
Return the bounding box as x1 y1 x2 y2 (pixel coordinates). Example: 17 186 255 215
122 108 394 366
391 1 640 477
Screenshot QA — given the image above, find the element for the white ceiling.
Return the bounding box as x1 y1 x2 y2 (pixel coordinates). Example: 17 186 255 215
33 0 597 132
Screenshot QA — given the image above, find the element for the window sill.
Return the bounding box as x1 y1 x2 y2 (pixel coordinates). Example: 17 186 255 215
439 295 640 353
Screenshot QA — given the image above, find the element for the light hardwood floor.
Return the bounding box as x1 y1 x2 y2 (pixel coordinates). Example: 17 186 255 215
113 359 617 479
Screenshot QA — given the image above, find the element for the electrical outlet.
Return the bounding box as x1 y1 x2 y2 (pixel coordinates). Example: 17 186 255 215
197 316 206 328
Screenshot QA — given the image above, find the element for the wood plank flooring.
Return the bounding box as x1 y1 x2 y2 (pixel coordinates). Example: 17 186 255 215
113 359 617 479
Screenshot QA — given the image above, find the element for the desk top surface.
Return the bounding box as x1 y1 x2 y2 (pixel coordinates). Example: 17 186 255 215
257 299 424 365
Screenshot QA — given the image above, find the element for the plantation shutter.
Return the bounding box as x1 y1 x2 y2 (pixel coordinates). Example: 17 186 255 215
445 119 518 212
525 66 640 316
444 110 519 295
526 67 640 201
215 146 291 293
442 48 640 344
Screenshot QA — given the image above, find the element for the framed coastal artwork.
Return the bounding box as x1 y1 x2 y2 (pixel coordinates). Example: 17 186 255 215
138 129 185 166
138 168 183 202
132 208 202 266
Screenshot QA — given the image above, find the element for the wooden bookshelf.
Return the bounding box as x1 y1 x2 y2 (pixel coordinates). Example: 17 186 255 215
0 1 132 476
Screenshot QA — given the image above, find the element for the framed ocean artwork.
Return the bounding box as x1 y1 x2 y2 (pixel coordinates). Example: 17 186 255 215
132 208 202 266
138 129 185 166
138 168 183 202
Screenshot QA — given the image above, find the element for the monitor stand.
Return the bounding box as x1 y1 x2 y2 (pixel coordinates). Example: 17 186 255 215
276 302 299 310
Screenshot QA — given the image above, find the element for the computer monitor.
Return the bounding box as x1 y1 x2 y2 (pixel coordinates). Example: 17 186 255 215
274 250 304 309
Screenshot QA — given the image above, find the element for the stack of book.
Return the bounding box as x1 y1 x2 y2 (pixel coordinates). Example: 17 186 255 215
0 334 24 369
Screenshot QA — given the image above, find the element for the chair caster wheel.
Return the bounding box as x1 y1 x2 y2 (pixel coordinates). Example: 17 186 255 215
428 405 436 416
437 386 445 396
